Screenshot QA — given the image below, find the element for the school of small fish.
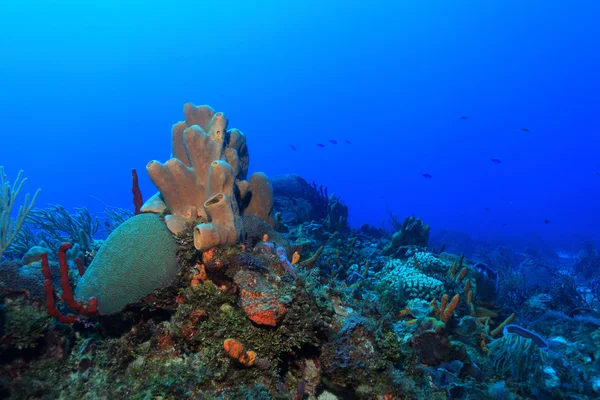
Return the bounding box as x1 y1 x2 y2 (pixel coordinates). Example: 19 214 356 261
287 116 553 225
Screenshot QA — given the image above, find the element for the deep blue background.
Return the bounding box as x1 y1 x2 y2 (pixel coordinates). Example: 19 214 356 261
1 0 599 249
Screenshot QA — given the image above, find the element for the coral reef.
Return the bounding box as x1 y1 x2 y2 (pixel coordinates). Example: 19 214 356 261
4 103 600 400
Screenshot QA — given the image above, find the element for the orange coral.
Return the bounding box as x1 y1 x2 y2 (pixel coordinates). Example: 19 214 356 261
202 248 215 264
299 246 324 268
413 254 422 270
480 333 488 353
476 307 498 318
291 251 300 265
456 267 467 282
467 289 473 305
442 294 460 322
430 294 459 322
464 279 471 297
396 307 411 319
490 313 515 337
191 264 209 286
262 234 269 242
440 294 449 314
450 261 457 278
224 339 256 366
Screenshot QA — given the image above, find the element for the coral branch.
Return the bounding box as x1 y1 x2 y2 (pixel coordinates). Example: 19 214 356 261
41 244 98 323
75 257 85 277
299 246 324 268
132 168 143 215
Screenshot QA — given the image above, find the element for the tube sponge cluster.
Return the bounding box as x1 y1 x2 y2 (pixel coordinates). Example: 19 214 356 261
143 103 274 252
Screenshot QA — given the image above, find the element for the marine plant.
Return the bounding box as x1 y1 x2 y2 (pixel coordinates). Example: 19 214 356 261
488 324 548 383
0 167 40 260
382 215 430 256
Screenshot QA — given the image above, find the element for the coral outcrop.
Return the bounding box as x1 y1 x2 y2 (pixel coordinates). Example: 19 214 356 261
382 216 430 256
377 259 444 301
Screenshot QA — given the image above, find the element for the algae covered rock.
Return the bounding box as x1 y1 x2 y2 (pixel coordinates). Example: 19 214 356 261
234 270 287 326
74 213 179 314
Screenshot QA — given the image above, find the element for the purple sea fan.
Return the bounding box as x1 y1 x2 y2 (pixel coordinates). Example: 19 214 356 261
276 246 297 279
503 324 549 350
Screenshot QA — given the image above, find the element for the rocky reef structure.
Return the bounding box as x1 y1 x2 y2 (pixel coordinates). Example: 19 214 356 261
73 104 277 314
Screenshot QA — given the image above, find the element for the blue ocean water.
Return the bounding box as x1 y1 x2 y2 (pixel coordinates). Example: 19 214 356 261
2 0 599 247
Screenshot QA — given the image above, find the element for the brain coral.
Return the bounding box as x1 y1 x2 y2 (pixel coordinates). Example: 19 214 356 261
74 213 179 314
377 259 443 301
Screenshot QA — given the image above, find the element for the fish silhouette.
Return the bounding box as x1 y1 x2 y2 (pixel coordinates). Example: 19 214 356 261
345 140 352 144
329 140 338 144
289 145 296 151
459 116 468 120
544 219 550 224
490 158 502 164
521 128 530 132
422 173 433 179
316 144 325 148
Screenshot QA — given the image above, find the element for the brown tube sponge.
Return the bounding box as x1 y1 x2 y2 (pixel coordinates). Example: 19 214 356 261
194 193 244 251
144 103 274 248
242 172 274 227
206 160 235 200
146 106 235 223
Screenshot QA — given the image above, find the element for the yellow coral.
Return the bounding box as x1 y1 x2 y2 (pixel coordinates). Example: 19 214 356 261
443 294 460 322
490 313 515 337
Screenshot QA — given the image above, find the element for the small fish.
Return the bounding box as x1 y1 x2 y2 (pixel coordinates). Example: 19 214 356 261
422 173 433 179
483 207 490 211
328 140 338 144
521 128 530 132
544 219 550 224
502 223 507 227
459 116 468 120
316 144 325 148
596 172 599 176
289 145 296 151
345 140 352 144
490 158 502 164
